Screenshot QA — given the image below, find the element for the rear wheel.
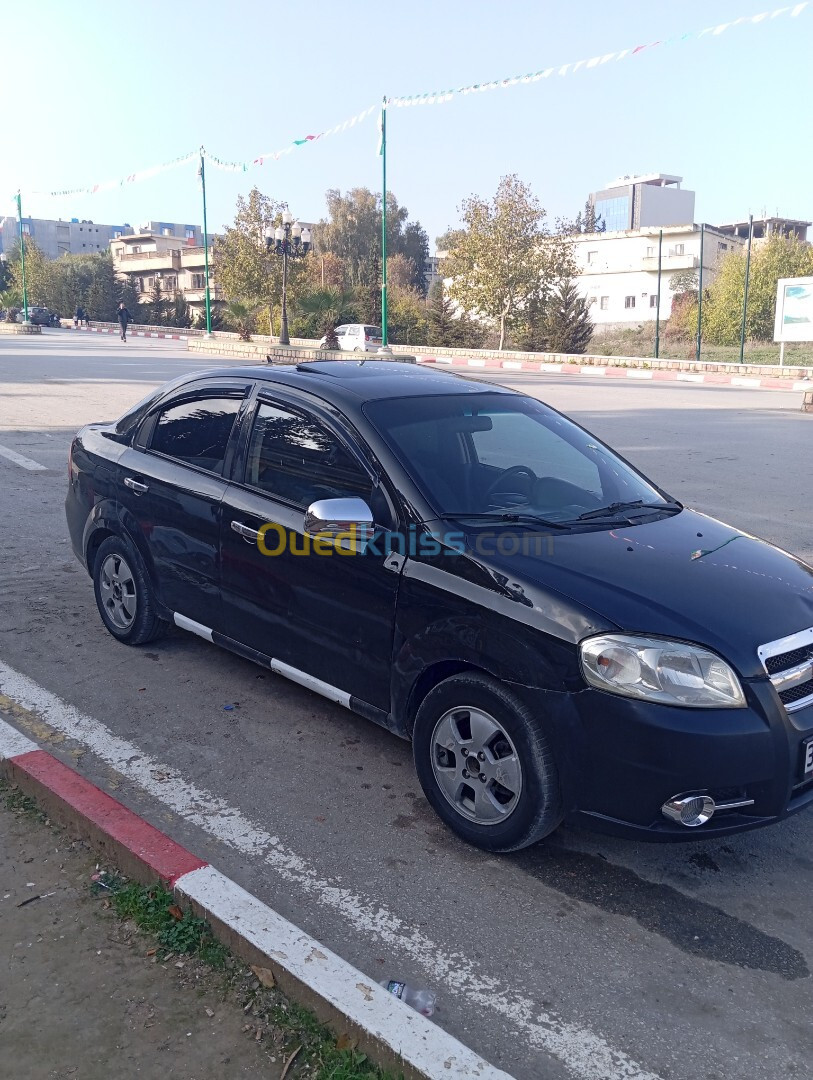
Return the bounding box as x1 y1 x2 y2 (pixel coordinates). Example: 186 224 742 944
412 673 562 851
92 535 168 646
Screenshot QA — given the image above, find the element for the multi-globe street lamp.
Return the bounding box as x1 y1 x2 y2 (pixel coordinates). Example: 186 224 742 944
264 211 310 346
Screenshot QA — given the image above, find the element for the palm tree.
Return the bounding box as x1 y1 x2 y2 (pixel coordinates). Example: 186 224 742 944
296 288 356 349
224 300 258 341
0 289 22 322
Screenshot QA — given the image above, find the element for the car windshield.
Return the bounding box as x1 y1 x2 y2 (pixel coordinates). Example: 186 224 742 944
364 392 673 524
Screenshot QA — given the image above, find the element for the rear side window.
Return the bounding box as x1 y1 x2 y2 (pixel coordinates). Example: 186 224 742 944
245 402 372 507
149 397 241 475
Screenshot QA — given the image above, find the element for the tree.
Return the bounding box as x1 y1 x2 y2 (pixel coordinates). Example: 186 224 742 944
401 221 430 295
147 279 166 326
313 187 430 293
294 288 357 342
388 285 428 346
194 307 225 331
169 291 193 329
426 282 484 348
304 251 349 292
117 276 140 314
538 279 594 354
703 235 813 345
565 200 606 235
669 269 699 295
214 188 307 317
84 258 119 321
7 238 50 307
0 289 22 321
444 175 577 350
223 300 257 341
0 257 12 293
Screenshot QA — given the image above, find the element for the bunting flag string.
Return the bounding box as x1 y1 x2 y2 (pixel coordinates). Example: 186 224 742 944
203 104 378 171
386 2 809 107
22 2 808 199
36 151 198 199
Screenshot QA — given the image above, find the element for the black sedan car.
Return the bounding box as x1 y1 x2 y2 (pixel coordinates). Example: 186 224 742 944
65 361 813 850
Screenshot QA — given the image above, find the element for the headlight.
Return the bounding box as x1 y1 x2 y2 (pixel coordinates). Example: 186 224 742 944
580 634 746 708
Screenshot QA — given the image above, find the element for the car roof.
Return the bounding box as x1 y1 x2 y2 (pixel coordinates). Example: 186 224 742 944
188 360 518 404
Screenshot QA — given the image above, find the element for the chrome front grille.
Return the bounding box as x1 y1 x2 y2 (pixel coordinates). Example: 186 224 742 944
758 627 813 714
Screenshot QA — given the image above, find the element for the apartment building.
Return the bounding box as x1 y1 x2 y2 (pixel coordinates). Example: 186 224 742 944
110 231 221 315
573 224 743 327
0 216 133 259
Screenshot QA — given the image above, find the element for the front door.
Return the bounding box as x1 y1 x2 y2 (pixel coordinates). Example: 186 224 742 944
117 388 247 628
220 394 401 711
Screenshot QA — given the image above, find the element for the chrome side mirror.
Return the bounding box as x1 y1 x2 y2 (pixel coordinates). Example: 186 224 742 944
303 498 375 554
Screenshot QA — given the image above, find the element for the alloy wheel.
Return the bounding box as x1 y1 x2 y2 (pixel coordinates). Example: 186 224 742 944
99 553 137 630
430 705 523 825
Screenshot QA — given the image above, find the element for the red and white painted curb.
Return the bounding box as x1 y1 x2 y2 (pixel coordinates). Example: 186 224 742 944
69 326 190 341
0 715 511 1080
415 355 812 393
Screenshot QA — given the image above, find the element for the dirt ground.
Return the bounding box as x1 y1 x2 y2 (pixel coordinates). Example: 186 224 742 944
1 794 283 1080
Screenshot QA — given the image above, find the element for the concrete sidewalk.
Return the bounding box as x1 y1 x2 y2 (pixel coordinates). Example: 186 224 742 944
1 783 282 1080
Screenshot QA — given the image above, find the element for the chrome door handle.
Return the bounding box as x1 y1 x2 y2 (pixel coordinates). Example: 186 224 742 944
231 520 261 542
124 476 149 495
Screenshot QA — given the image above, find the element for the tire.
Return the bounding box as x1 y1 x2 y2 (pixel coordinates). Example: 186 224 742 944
412 673 562 852
92 535 168 646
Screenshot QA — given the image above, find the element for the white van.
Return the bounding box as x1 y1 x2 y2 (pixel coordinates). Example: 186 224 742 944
319 324 383 352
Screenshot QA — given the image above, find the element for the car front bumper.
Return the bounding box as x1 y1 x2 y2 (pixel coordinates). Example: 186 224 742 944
560 681 813 840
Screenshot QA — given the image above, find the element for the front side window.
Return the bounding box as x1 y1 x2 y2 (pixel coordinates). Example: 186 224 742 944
245 402 372 508
149 396 241 475
364 393 669 524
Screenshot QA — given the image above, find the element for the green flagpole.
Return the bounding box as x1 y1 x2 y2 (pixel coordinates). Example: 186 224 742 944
380 97 388 349
739 214 753 364
695 224 705 363
200 150 212 336
16 192 29 324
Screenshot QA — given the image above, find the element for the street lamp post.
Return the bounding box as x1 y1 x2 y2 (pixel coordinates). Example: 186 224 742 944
265 211 310 346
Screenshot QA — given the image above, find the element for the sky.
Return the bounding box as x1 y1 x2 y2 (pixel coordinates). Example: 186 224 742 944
2 0 812 249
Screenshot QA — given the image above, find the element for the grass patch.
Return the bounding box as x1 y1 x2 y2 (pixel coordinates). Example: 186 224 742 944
2 781 48 823
93 871 400 1080
1 779 401 1080
589 325 813 365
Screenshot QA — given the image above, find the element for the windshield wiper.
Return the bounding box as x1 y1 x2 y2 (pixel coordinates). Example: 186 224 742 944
437 512 571 530
576 500 681 521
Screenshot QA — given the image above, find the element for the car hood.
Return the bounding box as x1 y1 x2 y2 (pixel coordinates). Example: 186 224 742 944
469 509 813 677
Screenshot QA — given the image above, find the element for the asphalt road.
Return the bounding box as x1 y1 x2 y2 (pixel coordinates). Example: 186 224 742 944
1 330 812 1080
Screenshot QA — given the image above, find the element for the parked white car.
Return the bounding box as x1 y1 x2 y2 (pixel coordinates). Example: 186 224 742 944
319 324 383 352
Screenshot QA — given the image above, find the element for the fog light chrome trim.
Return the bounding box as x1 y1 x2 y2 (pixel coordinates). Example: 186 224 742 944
661 794 716 827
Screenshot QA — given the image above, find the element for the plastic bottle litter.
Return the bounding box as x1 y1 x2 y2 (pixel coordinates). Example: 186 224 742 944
379 979 437 1017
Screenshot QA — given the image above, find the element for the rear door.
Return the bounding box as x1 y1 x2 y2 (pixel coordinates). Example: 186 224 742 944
117 382 252 629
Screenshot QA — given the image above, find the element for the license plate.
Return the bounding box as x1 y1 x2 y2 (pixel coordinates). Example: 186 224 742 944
804 738 813 776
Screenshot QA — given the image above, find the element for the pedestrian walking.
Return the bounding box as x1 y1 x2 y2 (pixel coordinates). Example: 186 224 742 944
74 304 83 330
116 302 131 342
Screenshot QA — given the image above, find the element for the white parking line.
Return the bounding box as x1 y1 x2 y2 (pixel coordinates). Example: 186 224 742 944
0 659 662 1080
0 444 47 471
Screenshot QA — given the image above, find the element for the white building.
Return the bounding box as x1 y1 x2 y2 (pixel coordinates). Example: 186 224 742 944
573 224 743 328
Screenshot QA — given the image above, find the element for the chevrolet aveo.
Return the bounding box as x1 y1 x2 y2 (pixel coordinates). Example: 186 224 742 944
65 361 813 851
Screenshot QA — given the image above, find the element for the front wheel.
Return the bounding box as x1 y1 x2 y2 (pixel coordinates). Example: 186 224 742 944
93 535 168 645
412 673 562 852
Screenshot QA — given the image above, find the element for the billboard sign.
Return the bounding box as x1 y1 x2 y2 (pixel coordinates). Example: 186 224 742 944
774 276 813 343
